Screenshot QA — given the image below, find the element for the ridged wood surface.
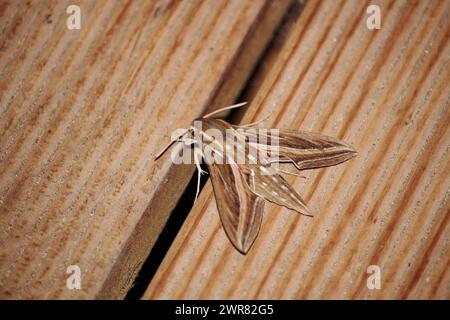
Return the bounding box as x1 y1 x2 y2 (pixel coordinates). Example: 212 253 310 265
144 0 450 299
0 0 291 299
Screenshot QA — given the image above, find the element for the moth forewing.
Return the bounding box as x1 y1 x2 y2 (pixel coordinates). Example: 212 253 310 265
235 127 280 169
207 157 265 254
239 128 357 170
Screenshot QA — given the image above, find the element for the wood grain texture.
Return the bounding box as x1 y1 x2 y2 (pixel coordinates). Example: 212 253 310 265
144 0 450 299
0 0 292 299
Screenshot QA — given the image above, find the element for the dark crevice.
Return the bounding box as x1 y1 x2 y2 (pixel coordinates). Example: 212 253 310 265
125 163 209 300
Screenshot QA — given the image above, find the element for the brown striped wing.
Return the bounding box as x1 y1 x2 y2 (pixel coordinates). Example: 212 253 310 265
240 128 357 170
207 161 265 254
246 167 312 217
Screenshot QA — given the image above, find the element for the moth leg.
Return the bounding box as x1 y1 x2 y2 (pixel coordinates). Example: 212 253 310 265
179 136 207 174
193 146 207 203
277 169 307 179
288 158 303 171
250 171 256 193
267 157 303 171
179 137 208 202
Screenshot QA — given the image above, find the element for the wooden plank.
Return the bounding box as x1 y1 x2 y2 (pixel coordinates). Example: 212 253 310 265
144 0 450 299
0 0 292 299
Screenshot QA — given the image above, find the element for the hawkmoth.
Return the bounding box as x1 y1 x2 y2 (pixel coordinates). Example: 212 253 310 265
156 102 357 254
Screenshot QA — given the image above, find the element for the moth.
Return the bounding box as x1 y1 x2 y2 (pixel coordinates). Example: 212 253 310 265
156 102 357 254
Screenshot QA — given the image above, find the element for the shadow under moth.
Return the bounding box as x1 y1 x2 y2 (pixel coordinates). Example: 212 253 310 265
156 102 357 254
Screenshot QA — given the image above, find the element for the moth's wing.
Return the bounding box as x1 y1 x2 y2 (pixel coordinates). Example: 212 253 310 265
239 128 357 170
207 161 265 254
247 167 312 217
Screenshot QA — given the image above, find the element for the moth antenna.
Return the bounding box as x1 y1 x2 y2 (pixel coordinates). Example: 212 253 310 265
234 110 274 128
154 129 189 160
154 140 177 160
202 102 247 118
